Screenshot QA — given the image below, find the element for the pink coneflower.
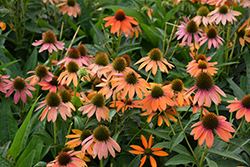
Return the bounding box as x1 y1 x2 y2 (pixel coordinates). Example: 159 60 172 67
199 26 224 49
176 17 203 46
32 30 64 53
39 76 62 93
57 0 81 18
36 92 71 122
207 0 237 7
43 0 58 4
58 60 79 87
26 64 53 86
79 93 109 122
82 125 121 160
5 76 36 104
59 89 75 112
240 0 250 8
185 72 226 107
77 44 93 66
48 150 87 167
208 5 241 25
193 6 211 27
191 112 235 148
186 54 218 77
0 74 10 93
88 52 110 78
134 48 174 75
226 94 250 122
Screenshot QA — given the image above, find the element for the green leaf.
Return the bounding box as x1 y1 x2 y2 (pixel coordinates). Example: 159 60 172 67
215 62 238 68
165 154 196 166
90 21 105 44
154 70 162 84
128 154 141 167
140 23 159 46
8 96 40 160
73 116 85 130
0 98 18 144
153 141 191 156
205 157 218 167
109 109 117 122
214 159 237 167
207 148 248 165
0 156 14 167
164 2 183 22
71 96 82 109
117 47 142 57
143 129 171 140
0 141 11 157
170 132 184 152
23 48 37 75
226 78 246 99
243 49 250 94
0 59 20 71
17 150 36 167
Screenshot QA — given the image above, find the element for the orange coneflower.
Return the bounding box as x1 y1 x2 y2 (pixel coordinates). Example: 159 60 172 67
57 0 81 18
191 112 235 148
88 52 110 78
111 71 149 99
237 19 250 46
82 125 121 160
186 54 218 77
103 9 138 37
192 6 211 27
129 134 168 167
141 107 178 127
135 48 174 75
226 94 250 122
58 60 79 87
96 78 115 99
0 22 6 31
78 93 109 122
140 83 175 112
110 98 141 113
185 72 226 107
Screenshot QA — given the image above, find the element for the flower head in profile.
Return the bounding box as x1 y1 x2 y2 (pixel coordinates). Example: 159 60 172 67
208 5 241 25
36 92 71 122
140 83 175 112
77 44 93 65
59 89 75 111
43 0 58 4
48 150 87 167
26 64 53 86
82 125 121 160
5 76 36 104
88 52 110 78
110 98 141 113
135 48 174 75
227 94 250 122
187 54 218 77
193 6 211 27
79 93 109 122
111 71 149 99
57 0 81 18
176 17 202 46
185 72 226 107
199 26 224 49
191 112 235 148
0 74 10 93
129 134 168 167
32 30 64 53
103 9 138 37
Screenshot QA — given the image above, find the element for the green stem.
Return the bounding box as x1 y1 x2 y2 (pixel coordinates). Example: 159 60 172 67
100 158 103 167
54 121 57 155
65 123 73 143
118 97 128 132
163 111 175 135
215 104 219 116
146 69 152 82
162 22 167 55
199 145 208 167
115 33 122 58
49 52 52 71
74 76 81 97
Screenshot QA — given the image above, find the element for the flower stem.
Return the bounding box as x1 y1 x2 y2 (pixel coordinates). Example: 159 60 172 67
115 33 122 58
215 104 219 116
118 97 128 132
199 145 208 167
65 122 73 143
146 69 152 82
49 52 52 72
100 158 103 167
54 121 57 156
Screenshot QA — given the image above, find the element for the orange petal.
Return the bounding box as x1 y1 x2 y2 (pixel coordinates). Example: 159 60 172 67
129 150 144 155
153 150 169 156
141 135 148 148
139 156 147 167
149 156 157 167
130 145 144 151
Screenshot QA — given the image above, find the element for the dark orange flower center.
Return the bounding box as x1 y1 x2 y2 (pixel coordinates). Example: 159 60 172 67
219 5 228 14
93 125 110 142
91 93 105 107
207 27 217 39
66 0 76 7
94 52 109 66
80 129 92 141
162 80 172 86
66 61 79 73
46 92 61 107
115 9 126 21
59 89 72 103
50 76 59 86
113 57 127 72
195 54 207 63
197 6 209 16
195 72 214 90
148 48 163 61
198 60 207 69
35 64 48 78
77 44 88 56
171 79 184 92
125 72 138 85
58 152 72 166
13 77 26 90
241 94 250 109
43 30 56 44
68 48 80 59
186 20 198 34
126 98 133 105
202 112 219 130
144 148 152 156
151 85 164 98
121 54 131 67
